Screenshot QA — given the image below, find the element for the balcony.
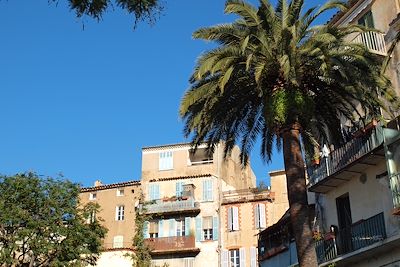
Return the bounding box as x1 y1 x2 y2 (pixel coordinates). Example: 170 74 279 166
144 198 200 217
315 212 386 264
351 31 387 56
145 236 200 256
222 188 273 204
307 125 385 193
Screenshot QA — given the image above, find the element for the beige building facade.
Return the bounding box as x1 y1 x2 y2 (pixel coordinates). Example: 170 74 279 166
140 142 257 267
80 180 141 250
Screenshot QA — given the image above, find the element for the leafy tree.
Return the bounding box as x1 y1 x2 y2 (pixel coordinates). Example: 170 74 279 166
126 194 152 267
0 172 107 267
180 0 396 266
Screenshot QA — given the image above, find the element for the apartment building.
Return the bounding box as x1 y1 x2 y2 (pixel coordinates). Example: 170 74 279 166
80 180 141 267
140 142 256 267
220 170 289 267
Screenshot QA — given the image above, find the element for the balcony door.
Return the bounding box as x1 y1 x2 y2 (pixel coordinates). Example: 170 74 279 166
336 194 352 254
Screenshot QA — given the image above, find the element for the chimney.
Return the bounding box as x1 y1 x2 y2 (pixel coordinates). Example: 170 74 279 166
94 180 103 187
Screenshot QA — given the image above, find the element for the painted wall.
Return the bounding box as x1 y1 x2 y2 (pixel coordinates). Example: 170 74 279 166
80 183 141 249
92 250 134 267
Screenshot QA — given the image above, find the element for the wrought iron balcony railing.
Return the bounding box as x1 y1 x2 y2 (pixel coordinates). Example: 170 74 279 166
144 198 200 215
315 212 386 264
307 125 384 189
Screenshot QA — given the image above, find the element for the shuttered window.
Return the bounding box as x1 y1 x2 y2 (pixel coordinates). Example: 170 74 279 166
113 235 124 248
202 179 213 201
228 206 239 231
115 205 124 221
149 184 160 200
159 151 173 170
254 203 266 229
250 246 257 267
176 181 184 197
149 220 159 238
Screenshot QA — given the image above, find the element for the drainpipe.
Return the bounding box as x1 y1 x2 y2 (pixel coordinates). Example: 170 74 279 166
217 143 222 267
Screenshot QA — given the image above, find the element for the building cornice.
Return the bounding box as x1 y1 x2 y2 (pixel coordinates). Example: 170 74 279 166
148 174 214 182
80 180 140 192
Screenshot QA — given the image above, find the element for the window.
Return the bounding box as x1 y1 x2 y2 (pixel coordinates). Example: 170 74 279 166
149 221 159 238
358 10 374 28
176 218 185 237
89 192 97 200
115 205 124 221
149 184 160 200
113 235 124 248
176 181 184 197
227 206 239 231
203 216 213 240
254 203 266 229
230 249 240 267
86 210 96 224
159 151 173 170
116 188 124 196
202 179 213 201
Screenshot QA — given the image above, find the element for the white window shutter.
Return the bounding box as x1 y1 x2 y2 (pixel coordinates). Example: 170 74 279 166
221 249 229 267
233 206 239 231
115 206 119 221
250 246 257 267
228 207 233 231
259 203 266 228
158 220 164 238
254 204 260 229
113 235 124 248
239 247 246 267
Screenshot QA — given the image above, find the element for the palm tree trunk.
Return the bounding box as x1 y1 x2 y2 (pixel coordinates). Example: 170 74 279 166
281 123 318 267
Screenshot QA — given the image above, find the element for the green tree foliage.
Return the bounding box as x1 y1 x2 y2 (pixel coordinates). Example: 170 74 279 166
127 195 152 267
0 172 107 267
50 0 163 27
180 0 397 266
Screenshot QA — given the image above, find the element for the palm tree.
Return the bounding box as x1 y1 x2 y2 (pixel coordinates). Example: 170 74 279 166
180 0 396 266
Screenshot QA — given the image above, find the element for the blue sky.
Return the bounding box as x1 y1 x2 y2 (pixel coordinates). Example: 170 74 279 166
0 0 332 187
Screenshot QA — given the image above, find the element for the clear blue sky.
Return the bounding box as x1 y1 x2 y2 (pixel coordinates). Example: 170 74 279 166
0 0 332 187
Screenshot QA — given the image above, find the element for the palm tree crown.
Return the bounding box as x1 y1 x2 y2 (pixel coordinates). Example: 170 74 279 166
180 0 395 163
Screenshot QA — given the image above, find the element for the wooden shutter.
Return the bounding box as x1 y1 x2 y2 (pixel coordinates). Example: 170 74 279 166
259 203 266 228
213 216 219 241
228 207 233 231
176 181 183 197
169 219 175 237
239 247 246 267
254 204 260 229
250 246 257 267
158 220 164 237
185 217 191 236
233 206 239 231
143 221 149 238
221 249 229 267
195 217 203 241
207 180 213 201
202 180 207 201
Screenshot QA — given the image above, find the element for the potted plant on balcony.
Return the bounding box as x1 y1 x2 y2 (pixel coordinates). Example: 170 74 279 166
312 154 320 166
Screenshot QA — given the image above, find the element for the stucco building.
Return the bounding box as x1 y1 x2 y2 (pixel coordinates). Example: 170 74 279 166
80 180 141 267
140 142 256 267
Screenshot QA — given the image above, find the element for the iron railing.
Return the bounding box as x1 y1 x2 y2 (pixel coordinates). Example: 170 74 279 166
352 31 387 55
315 212 386 264
145 235 196 252
145 198 200 214
307 126 384 186
222 188 272 204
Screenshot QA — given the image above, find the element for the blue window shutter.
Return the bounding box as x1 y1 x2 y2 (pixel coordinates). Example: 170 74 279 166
213 216 219 241
158 220 164 238
176 182 183 197
202 180 207 201
154 184 160 200
143 221 149 238
208 180 213 201
169 219 175 237
195 217 202 241
148 184 153 200
185 217 191 236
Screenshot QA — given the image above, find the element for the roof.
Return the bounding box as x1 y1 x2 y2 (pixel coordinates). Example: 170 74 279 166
80 180 140 192
142 142 193 151
328 0 362 25
148 174 214 182
269 169 286 176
